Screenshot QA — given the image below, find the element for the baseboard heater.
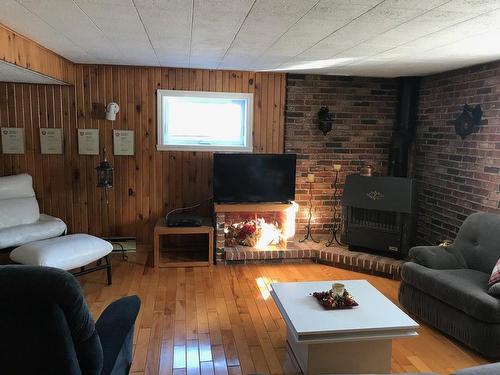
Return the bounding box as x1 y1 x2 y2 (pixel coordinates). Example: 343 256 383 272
102 237 137 253
341 175 416 258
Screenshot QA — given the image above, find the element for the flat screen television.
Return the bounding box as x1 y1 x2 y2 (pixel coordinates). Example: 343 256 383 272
213 153 296 203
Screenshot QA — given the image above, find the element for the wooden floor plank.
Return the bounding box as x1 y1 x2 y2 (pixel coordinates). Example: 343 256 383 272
82 252 490 375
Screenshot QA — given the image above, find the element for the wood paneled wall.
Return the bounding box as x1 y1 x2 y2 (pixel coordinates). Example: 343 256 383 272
0 24 75 84
0 65 286 244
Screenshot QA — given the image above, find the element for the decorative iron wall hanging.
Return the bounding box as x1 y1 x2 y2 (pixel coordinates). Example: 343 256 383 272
454 104 483 139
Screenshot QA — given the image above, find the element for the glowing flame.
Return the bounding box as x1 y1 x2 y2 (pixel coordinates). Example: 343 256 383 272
224 202 299 250
254 220 283 250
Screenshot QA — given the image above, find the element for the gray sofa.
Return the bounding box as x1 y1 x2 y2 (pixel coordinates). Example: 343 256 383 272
403 362 500 374
399 212 500 358
454 362 500 374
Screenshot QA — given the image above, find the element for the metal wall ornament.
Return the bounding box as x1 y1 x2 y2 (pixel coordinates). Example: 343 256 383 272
454 104 483 139
318 106 334 135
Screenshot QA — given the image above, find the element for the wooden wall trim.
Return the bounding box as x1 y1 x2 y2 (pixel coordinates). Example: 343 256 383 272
0 23 75 84
0 66 286 244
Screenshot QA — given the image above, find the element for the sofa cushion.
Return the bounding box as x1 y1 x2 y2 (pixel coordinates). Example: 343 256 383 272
0 214 66 249
0 173 35 200
401 262 500 323
10 234 113 271
453 212 500 274
488 258 500 297
0 197 40 229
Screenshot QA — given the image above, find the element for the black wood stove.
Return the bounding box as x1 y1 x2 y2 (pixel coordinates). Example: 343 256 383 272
341 175 416 258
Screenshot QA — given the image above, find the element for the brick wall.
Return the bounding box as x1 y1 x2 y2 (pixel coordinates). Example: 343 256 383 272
415 61 500 245
285 74 398 235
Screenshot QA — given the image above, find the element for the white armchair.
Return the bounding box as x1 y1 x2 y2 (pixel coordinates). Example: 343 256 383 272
0 174 66 249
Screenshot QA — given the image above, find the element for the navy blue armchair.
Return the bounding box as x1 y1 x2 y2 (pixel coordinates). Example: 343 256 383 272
0 265 140 374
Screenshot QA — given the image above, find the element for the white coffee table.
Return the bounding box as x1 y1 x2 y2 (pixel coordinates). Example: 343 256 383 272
270 280 418 374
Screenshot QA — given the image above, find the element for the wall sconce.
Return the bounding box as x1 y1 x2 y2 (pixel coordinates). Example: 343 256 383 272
318 106 334 135
105 102 120 121
454 104 482 139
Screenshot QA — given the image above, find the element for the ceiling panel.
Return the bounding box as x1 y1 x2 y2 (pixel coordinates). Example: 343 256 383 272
250 0 380 70
217 0 321 69
74 0 158 65
17 0 125 61
0 0 499 77
135 0 192 67
273 2 451 71
190 0 254 69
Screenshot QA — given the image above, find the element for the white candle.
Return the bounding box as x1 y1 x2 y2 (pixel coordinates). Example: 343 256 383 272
333 164 341 172
332 282 345 296
307 173 315 183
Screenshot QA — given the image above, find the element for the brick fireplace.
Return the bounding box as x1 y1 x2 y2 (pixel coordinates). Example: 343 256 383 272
214 203 298 263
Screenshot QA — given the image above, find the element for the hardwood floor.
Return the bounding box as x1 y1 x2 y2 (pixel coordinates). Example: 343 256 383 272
81 252 489 375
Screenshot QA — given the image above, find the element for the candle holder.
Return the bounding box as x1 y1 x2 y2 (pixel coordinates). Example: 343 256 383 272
326 165 343 247
300 178 319 243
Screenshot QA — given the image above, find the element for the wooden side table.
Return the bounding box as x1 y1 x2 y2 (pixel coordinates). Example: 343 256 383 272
153 217 213 268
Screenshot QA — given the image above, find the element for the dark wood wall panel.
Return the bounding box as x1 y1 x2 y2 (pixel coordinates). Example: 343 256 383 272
0 65 286 244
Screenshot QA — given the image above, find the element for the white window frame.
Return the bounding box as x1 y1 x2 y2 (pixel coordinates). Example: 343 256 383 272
156 89 253 152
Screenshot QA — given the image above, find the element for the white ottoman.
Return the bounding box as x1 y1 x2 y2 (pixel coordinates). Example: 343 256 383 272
10 234 113 284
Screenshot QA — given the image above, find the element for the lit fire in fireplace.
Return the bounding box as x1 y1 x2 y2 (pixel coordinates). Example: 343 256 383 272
223 202 298 251
255 220 284 249
225 218 286 250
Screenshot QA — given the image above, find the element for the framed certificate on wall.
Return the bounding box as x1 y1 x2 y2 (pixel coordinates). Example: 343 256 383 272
77 129 99 155
40 128 63 154
1 127 25 154
113 130 134 155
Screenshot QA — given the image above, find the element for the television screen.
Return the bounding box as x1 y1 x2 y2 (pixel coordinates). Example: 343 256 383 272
213 153 296 203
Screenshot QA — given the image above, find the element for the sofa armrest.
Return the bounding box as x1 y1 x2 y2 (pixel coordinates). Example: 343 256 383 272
95 295 140 375
453 362 500 375
409 245 465 270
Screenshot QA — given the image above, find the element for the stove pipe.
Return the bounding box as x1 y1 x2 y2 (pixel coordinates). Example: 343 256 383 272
388 77 420 177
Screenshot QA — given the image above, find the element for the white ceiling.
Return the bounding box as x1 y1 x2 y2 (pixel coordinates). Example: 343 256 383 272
0 60 68 84
1 0 500 77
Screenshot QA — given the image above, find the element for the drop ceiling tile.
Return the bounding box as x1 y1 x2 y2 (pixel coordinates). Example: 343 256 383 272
136 2 192 67
359 9 475 48
382 0 450 10
190 0 253 66
439 0 500 14
280 4 432 66
17 0 127 61
252 1 377 66
218 0 320 68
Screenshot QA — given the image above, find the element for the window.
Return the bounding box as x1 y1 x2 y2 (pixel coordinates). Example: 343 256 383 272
157 90 253 152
